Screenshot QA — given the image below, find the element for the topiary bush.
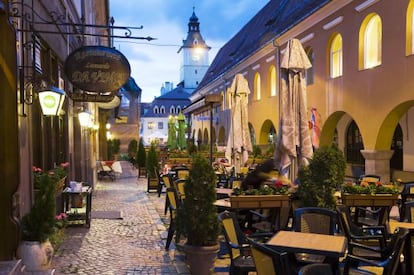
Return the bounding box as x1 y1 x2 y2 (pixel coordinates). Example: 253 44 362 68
136 137 146 168
177 153 220 246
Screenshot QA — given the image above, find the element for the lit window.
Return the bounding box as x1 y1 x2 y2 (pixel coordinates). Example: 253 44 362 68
305 47 314 85
406 0 414 55
360 14 382 69
330 34 343 78
269 65 277 96
254 72 261 100
148 122 154 129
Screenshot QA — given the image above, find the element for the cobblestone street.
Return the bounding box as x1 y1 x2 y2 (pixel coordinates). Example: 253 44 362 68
51 174 191 274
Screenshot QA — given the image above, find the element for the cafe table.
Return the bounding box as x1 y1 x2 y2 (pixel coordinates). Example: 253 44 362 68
215 188 233 199
388 220 414 274
266 231 347 258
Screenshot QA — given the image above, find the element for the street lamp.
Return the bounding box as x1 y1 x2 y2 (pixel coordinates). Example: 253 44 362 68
78 110 93 128
38 86 66 116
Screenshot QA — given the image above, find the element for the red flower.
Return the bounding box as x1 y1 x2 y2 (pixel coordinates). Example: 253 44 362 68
273 179 284 188
60 162 70 168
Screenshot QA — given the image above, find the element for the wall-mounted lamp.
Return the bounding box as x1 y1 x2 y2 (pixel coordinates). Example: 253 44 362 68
38 86 66 116
78 110 93 128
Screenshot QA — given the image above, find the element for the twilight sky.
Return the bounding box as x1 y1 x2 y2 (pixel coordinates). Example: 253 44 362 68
109 0 269 102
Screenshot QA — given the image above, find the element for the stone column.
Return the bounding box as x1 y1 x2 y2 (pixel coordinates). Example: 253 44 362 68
360 150 394 183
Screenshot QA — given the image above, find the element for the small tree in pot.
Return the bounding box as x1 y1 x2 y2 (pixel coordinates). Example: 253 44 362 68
18 173 57 271
146 143 160 192
297 144 346 210
177 153 220 275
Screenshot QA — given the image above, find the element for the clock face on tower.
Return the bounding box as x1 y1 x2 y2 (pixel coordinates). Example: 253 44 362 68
191 53 200 61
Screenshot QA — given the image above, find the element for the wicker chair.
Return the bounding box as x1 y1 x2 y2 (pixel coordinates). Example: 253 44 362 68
292 207 338 265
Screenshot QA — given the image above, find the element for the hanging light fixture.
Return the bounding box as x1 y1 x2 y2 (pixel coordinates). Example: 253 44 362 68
78 110 93 128
38 86 66 116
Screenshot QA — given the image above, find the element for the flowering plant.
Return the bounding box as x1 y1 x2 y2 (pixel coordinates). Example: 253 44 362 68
22 162 69 242
233 180 289 196
54 213 68 230
33 162 68 190
342 181 399 195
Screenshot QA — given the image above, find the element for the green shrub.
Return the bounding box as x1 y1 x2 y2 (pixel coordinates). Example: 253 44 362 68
136 137 146 168
297 144 346 210
177 154 220 246
146 143 159 178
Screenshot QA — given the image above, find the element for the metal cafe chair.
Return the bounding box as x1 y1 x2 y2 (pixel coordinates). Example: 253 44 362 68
292 207 338 265
400 182 414 221
336 205 389 256
218 211 274 275
247 237 294 275
161 174 173 214
403 200 414 222
298 263 333 275
343 227 409 275
165 187 181 250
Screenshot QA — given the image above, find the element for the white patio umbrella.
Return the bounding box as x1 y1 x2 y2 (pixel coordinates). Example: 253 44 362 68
225 74 253 174
274 38 313 181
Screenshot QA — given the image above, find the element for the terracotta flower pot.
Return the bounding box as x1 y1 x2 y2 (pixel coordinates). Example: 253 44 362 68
184 243 219 275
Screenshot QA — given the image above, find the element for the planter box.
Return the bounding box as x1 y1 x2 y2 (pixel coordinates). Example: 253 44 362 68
229 195 290 209
341 193 399 207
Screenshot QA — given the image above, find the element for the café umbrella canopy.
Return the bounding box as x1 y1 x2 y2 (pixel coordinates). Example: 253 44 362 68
225 74 252 174
167 115 178 149
176 112 187 150
274 38 313 180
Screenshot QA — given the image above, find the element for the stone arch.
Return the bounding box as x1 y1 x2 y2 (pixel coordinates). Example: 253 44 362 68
376 101 414 150
218 126 226 146
258 119 276 145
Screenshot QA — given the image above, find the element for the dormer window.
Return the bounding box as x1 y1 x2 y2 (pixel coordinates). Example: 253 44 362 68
193 39 199 45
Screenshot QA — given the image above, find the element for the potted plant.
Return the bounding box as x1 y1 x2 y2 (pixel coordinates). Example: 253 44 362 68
297 144 346 210
18 173 57 271
341 180 399 207
146 143 160 192
177 153 220 275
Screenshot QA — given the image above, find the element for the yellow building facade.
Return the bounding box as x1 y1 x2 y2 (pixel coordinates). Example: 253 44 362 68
187 0 414 183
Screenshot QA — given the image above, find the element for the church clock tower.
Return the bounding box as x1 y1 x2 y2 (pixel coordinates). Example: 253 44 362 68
178 8 210 91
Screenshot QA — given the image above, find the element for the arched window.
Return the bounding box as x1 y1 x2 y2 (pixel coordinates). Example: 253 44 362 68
221 91 225 111
169 105 175 114
227 89 232 109
330 33 343 78
254 72 261 100
390 124 403 170
176 106 181 113
406 0 414 55
305 47 314 85
268 65 277 97
345 121 364 164
153 106 159 114
359 13 382 69
160 106 165 114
